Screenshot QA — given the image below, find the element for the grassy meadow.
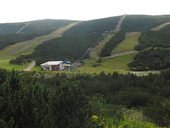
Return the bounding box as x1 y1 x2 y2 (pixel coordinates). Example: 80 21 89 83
0 59 31 70
112 32 140 54
76 54 135 74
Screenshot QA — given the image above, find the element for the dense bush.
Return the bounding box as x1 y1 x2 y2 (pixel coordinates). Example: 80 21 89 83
122 15 170 32
144 100 170 126
0 69 170 127
100 31 125 57
160 24 170 34
9 55 33 65
130 24 170 70
0 23 25 35
0 34 41 50
129 48 170 70
0 70 91 128
135 30 170 50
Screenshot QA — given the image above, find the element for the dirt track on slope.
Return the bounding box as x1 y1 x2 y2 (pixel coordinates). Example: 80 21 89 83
24 61 36 71
103 50 138 59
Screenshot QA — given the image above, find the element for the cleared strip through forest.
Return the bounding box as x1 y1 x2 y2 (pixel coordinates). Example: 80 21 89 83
91 15 127 59
151 22 170 31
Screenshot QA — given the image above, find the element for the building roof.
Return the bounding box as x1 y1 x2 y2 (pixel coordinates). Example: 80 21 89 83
40 61 63 66
63 60 71 64
63 64 71 67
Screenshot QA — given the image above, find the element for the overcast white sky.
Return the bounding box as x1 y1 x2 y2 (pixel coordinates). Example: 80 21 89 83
0 0 170 23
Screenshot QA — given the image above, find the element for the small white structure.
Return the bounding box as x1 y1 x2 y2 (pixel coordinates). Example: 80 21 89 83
40 61 64 71
40 61 71 71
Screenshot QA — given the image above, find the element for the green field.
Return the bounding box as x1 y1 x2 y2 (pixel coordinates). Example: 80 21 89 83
0 59 31 70
76 54 135 74
112 32 140 54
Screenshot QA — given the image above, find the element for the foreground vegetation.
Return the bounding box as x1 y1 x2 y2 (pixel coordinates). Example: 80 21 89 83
0 69 170 128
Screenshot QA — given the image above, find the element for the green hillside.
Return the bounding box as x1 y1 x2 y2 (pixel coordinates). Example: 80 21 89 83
136 30 170 50
77 32 141 74
129 48 170 70
1 15 170 128
0 34 41 50
100 31 126 57
122 15 170 32
0 23 25 34
0 23 78 70
151 22 170 31
129 24 170 71
1 15 170 73
0 19 75 35
112 32 140 54
0 19 74 50
18 19 75 34
17 16 121 64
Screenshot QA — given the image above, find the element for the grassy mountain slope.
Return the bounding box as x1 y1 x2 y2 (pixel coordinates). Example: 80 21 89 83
78 15 170 74
129 23 170 70
151 22 170 31
100 31 126 57
0 23 25 34
1 15 170 73
0 33 41 50
20 16 121 64
76 54 135 74
78 32 141 74
112 32 140 54
99 15 126 57
0 23 78 59
0 19 74 50
90 33 114 60
17 19 75 34
0 19 75 35
0 23 78 70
